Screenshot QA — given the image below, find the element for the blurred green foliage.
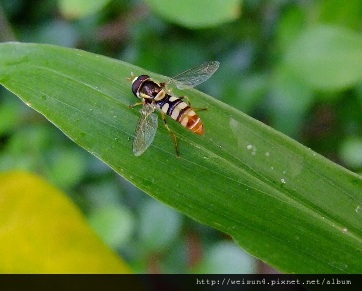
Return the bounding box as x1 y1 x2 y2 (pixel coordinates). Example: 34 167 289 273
0 0 361 273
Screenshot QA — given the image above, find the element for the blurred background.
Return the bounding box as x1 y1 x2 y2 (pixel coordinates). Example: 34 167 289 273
0 0 361 273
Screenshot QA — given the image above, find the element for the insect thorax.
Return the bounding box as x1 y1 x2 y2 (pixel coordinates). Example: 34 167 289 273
138 80 162 99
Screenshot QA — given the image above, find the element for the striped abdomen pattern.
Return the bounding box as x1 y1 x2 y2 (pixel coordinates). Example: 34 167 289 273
156 94 204 135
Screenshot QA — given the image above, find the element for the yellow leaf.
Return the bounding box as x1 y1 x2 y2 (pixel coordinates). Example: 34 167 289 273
0 171 131 273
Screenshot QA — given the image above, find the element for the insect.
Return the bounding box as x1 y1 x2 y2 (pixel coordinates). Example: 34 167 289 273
130 61 219 157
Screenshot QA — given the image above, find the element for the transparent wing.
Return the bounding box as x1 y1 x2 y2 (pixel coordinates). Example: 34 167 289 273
167 61 220 90
133 103 158 156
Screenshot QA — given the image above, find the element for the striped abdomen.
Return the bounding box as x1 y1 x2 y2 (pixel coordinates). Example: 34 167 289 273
156 94 204 135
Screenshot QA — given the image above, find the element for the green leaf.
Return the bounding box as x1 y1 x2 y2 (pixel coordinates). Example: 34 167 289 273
284 25 362 90
0 171 131 273
339 137 362 169
0 43 361 273
58 0 112 19
317 0 362 30
88 205 136 248
194 242 256 274
269 66 314 136
139 200 182 253
144 0 241 28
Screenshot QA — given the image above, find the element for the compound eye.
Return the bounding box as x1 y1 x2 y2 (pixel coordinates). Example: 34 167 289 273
132 75 150 96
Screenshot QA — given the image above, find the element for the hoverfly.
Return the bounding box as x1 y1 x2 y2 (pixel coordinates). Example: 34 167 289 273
130 61 219 157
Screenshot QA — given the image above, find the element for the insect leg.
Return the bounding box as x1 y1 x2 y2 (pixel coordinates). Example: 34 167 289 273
179 96 208 112
126 72 135 82
192 107 208 112
161 112 180 158
128 102 144 108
